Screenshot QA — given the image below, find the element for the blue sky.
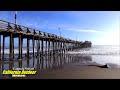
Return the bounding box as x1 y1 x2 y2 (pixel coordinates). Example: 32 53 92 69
0 11 120 45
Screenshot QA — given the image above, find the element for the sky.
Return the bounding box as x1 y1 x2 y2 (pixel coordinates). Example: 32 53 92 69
0 11 120 46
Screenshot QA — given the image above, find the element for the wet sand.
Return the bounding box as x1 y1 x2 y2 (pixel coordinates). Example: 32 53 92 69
22 62 120 79
1 54 120 79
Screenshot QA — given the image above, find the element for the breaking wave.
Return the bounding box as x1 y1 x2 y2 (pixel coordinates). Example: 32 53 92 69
66 45 120 55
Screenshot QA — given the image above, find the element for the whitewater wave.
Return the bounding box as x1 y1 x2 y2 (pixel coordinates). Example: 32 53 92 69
0 47 54 54
0 45 120 55
66 46 120 55
0 48 37 54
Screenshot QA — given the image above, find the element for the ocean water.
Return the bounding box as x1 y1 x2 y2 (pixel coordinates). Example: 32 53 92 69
0 47 52 60
0 47 40 54
0 45 120 66
0 45 120 78
66 45 120 68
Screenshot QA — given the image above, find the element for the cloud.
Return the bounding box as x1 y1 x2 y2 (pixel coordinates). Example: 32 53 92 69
20 20 102 33
65 27 102 33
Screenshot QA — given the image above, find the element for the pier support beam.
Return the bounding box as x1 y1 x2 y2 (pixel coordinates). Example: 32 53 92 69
2 35 5 60
9 33 14 61
56 40 58 53
38 31 41 58
37 39 40 58
18 34 23 60
27 38 30 59
27 38 30 67
58 40 60 53
63 41 65 53
12 35 14 60
41 39 44 56
55 40 58 53
46 40 47 54
0 35 1 60
48 39 50 55
32 36 35 58
52 40 54 55
60 41 62 54
61 42 63 54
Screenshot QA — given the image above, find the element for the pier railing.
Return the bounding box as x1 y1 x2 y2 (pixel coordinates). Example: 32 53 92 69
0 20 77 41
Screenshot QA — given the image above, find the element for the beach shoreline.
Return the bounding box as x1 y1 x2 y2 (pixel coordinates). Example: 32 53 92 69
15 62 120 79
0 50 120 79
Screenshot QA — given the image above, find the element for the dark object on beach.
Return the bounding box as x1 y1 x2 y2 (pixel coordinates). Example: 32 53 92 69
98 64 109 68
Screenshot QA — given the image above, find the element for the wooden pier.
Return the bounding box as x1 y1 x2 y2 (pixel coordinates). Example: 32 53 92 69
0 20 92 61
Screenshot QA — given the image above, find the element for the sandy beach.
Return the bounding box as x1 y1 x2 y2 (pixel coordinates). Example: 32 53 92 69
1 53 120 79
18 62 120 79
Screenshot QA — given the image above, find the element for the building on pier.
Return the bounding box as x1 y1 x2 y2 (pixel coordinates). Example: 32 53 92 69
81 41 92 48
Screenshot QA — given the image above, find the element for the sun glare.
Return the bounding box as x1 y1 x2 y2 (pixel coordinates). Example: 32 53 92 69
101 30 119 45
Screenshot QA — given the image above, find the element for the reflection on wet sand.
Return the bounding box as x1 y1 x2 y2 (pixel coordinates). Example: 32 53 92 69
0 53 92 79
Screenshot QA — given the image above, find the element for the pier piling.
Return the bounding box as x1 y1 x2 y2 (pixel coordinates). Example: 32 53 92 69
0 20 92 62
